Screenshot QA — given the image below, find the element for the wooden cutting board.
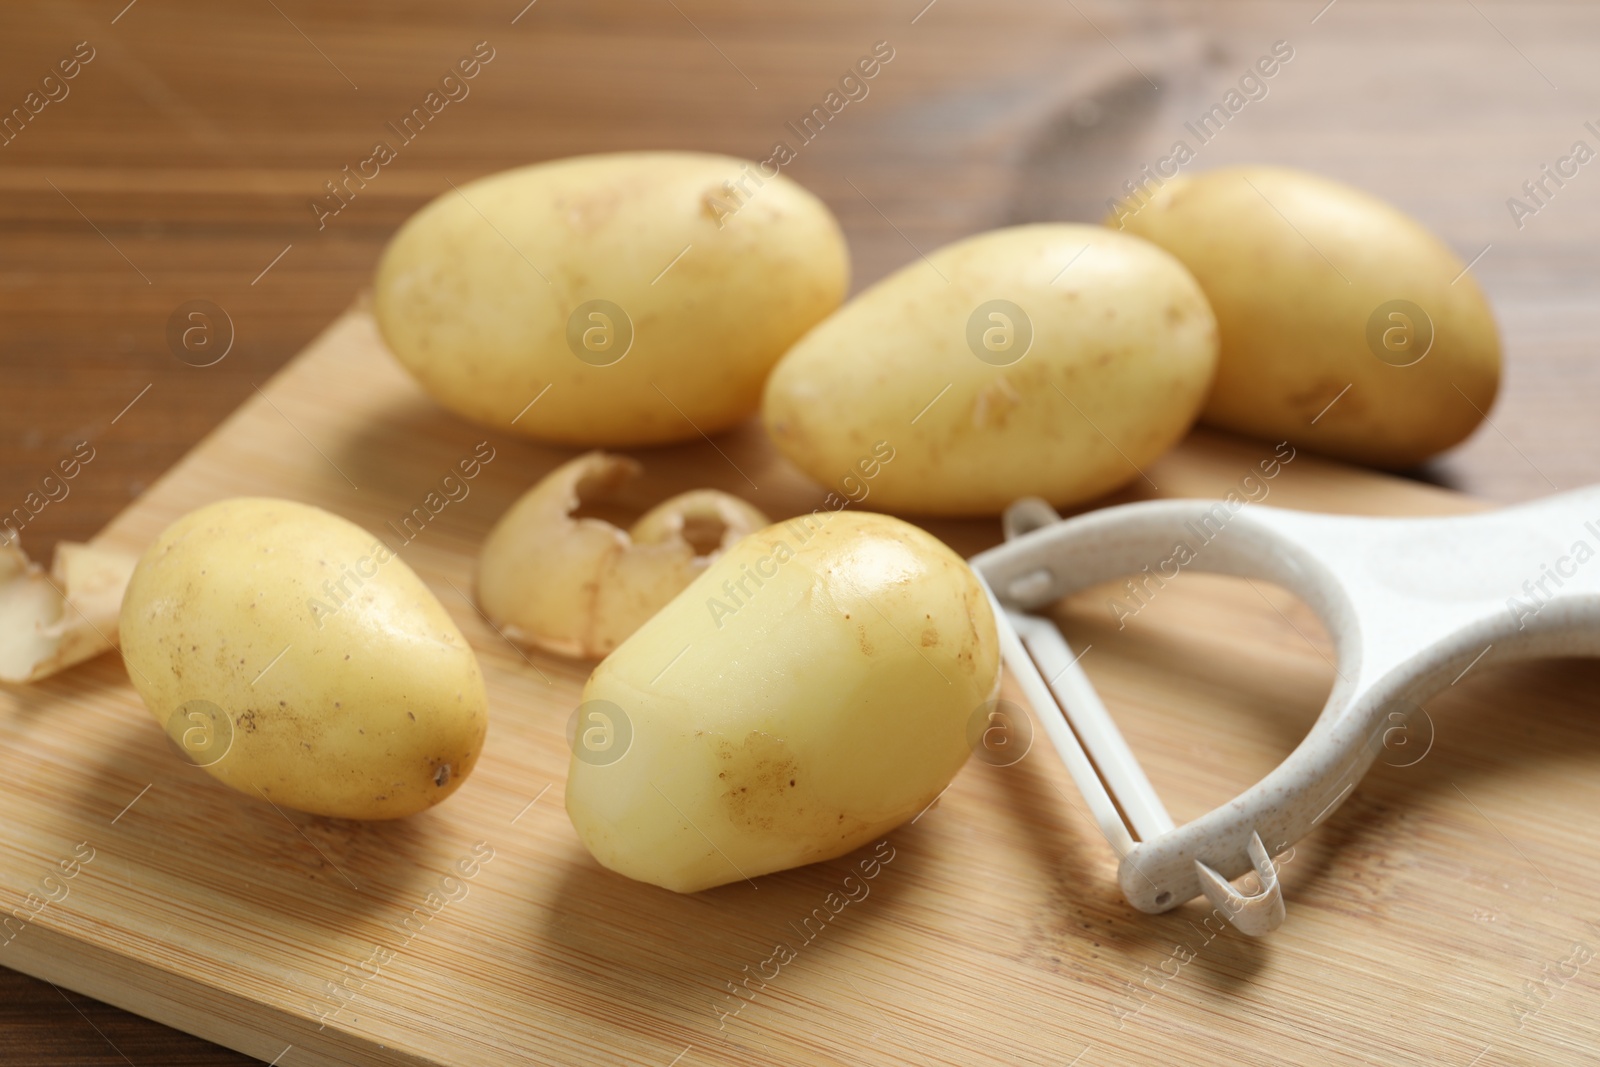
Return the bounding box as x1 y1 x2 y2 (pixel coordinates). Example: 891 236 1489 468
2 306 1594 1067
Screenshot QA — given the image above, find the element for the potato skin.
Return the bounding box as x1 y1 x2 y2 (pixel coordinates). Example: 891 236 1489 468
565 510 999 892
762 224 1218 516
475 451 769 659
374 152 849 447
119 498 487 819
1115 166 1501 468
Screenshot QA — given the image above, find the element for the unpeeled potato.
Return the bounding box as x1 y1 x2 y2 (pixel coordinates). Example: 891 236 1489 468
762 224 1218 516
120 498 487 819
1113 166 1501 467
374 152 849 447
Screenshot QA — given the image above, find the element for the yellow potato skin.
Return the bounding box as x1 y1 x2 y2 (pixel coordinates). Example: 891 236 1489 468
119 498 488 819
565 510 999 892
762 224 1218 516
1115 166 1501 468
374 152 849 447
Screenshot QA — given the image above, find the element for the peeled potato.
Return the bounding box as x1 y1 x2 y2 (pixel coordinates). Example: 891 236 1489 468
374 152 849 447
476 452 768 659
565 510 1000 892
119 498 488 819
1113 166 1501 467
763 224 1218 516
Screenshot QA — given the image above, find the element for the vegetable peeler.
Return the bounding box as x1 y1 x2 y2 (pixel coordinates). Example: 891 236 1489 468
968 486 1600 935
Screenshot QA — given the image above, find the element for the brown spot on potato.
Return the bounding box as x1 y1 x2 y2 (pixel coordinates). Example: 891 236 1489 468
715 731 799 834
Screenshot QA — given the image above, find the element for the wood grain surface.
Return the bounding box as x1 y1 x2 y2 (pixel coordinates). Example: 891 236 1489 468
2 304 1592 1067
3 1 1600 1064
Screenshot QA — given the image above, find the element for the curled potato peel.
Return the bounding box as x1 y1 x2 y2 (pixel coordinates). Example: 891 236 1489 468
0 539 138 684
476 452 768 659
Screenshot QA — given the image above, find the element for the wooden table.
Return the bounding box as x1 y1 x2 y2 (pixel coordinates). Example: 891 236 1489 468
2 1 1598 1063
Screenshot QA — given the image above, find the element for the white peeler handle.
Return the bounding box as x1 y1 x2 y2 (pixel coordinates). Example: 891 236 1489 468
971 486 1600 929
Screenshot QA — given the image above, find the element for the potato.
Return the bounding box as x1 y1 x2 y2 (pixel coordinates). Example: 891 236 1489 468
374 152 849 447
565 510 1000 892
119 498 488 819
476 451 769 659
1113 166 1501 468
762 224 1217 516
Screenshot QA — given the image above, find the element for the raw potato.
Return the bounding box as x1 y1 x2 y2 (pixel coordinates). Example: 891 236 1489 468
375 152 849 447
119 498 488 819
1113 166 1501 468
762 224 1218 516
566 510 1000 892
476 452 769 659
0 539 138 684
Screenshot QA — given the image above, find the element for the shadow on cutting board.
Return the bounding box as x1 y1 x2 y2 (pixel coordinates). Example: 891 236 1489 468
529 815 967 1052
41 656 440 935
